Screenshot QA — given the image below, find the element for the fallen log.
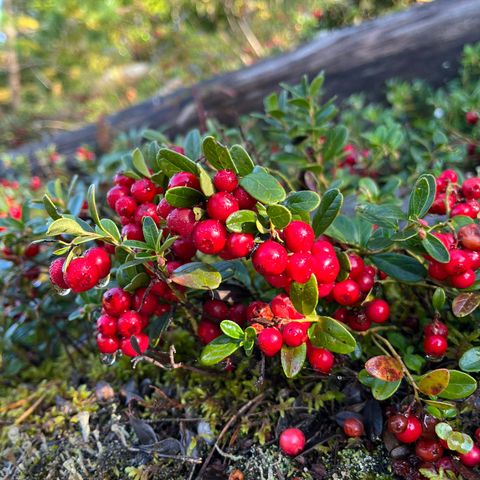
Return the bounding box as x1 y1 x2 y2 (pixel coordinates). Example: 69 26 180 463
7 0 480 163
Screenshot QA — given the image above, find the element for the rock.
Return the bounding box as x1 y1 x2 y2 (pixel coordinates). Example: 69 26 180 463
95 381 114 403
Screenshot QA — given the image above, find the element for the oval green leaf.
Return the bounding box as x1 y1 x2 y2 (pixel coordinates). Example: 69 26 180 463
418 369 450 396
422 233 450 263
459 347 480 373
371 253 427 282
239 170 286 205
158 148 199 176
230 145 255 176
170 262 222 290
281 343 306 378
220 320 244 340
312 188 343 236
308 316 356 354
438 370 477 400
226 210 258 233
408 174 436 218
200 335 241 366
284 191 320 214
267 204 292 229
290 274 318 315
165 186 205 208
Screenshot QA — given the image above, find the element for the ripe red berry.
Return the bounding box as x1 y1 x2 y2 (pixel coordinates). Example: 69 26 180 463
96 314 118 336
387 414 408 434
307 346 334 373
213 170 238 192
102 288 132 316
343 418 364 437
279 428 305 456
312 239 336 257
117 311 143 337
171 236 197 260
317 282 335 298
459 445 480 467
264 272 291 289
458 224 480 251
115 196 137 217
97 333 120 354
333 308 348 323
134 203 160 225
203 299 229 321
312 252 340 284
232 187 257 210
133 287 159 315
228 303 247 325
394 415 422 443
430 193 456 215
444 249 471 276
84 247 111 279
347 309 372 331
225 232 255 258
252 240 288 276
424 334 448 357
107 185 129 209
333 280 361 306
30 176 42 190
271 294 303 319
282 322 307 347
114 172 135 188
451 203 476 218
121 223 144 241
130 178 156 203
415 438 444 463
365 299 390 324
64 257 99 293
348 254 365 280
450 269 476 289
120 333 149 357
157 197 174 219
466 111 479 125
285 252 314 283
424 320 448 338
462 177 480 200
283 221 314 252
193 219 227 254
168 171 200 190
24 243 40 257
49 257 69 289
197 320 221 344
257 327 283 356
206 192 239 222
428 261 449 281
166 208 197 237
356 272 375 293
246 301 273 322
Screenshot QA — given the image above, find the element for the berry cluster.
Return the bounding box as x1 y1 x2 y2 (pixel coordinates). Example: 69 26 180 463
429 170 480 218
427 227 480 289
423 319 448 358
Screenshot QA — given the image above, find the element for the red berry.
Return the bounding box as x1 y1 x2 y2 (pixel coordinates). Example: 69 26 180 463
312 252 340 284
450 269 476 289
130 178 156 203
451 203 476 218
252 240 288 276
343 418 364 437
333 280 361 306
466 111 479 126
271 294 303 319
30 176 42 190
387 414 408 434
157 198 174 219
121 223 144 241
107 186 128 209
424 334 448 356
150 280 168 297
283 221 314 252
134 203 160 225
197 320 221 344
433 232 456 250
114 172 135 188
115 196 137 217
97 333 120 354
203 299 229 321
424 320 448 338
118 311 143 337
415 438 444 463
168 171 200 190
282 322 307 347
311 239 335 257
49 257 69 289
228 303 247 325
171 236 197 260
120 333 149 357
333 308 348 323
264 272 291 289
467 249 480 270
365 299 390 324
439 169 458 183
133 287 159 315
356 272 375 293
84 247 111 279
213 170 238 192
225 232 255 258
279 428 305 456
394 415 422 443
155 303 171 316
318 282 335 298
246 301 273 322
166 208 197 237
206 192 239 222
232 187 256 210
348 254 365 280
24 243 40 257
102 288 132 316
430 193 456 215
445 249 471 276
286 252 314 283
458 224 480 251
307 346 334 373
428 261 449 281
64 257 99 293
257 327 283 356
193 219 227 254
347 309 372 331
460 445 480 467
463 177 480 200
96 314 118 336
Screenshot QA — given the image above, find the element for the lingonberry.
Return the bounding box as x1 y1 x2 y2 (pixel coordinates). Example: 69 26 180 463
64 257 99 293
213 170 238 192
333 308 348 323
84 247 111 279
168 171 200 190
134 203 160 225
433 232 456 250
365 299 390 324
356 272 375 293
171 236 197 260
246 301 273 322
206 192 239 222
424 334 448 356
311 239 336 257
49 257 69 289
445 249 471 276
285 252 314 283
333 280 361 306
232 186 257 210
307 346 334 373
318 282 335 298
271 294 303 319
155 303 171 317
113 172 135 188
451 202 476 218
228 303 247 325
364 265 376 277
24 243 40 257
166 208 197 237
282 322 307 347
347 309 371 331
30 176 42 190
130 178 156 203
450 269 476 289
466 111 479 125
312 252 340 284
203 299 229 321
429 193 456 215
283 221 314 252
428 261 449 281
257 327 283 356
252 240 288 276
133 288 159 315
459 445 480 467
156 197 174 219
102 287 132 316
424 320 448 338
415 438 444 463
122 223 144 241
343 418 364 437
197 320 221 344
264 272 291 289
394 415 422 443
193 219 227 254
225 232 255 258
115 196 137 217
460 224 480 252
279 428 305 456
107 185 129 209
96 314 118 337
150 280 168 297
97 333 120 354
387 414 408 434
117 311 143 337
348 254 365 280
475 426 480 444
462 177 480 200
120 332 149 357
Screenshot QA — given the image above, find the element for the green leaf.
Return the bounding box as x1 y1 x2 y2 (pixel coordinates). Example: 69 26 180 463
432 287 446 311
165 186 205 208
100 219 121 242
447 432 474 454
202 136 237 172
371 253 427 282
43 194 62 220
284 191 320 214
459 347 480 373
308 316 356 354
323 125 348 161
158 148 199 176
200 335 241 366
290 275 318 315
312 189 343 236
418 369 450 396
452 292 480 317
239 169 286 205
435 422 453 440
184 129 202 160
439 370 477 400
132 148 151 177
170 262 222 290
226 210 258 233
356 203 405 229
358 370 401 400
365 355 404 382
230 145 255 176
422 233 450 263
87 184 101 226
408 174 436 218
220 320 244 340
267 204 292 229
404 353 425 373
47 218 88 237
281 343 306 378
124 272 150 294
142 216 159 249
243 326 256 356
198 165 215 197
